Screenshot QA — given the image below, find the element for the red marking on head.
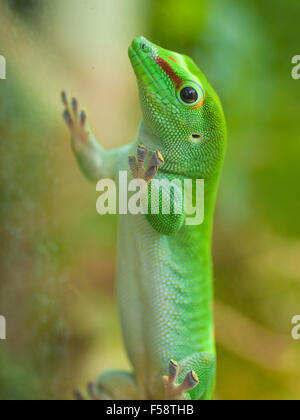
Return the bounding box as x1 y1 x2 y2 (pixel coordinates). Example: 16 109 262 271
155 56 182 89
168 56 177 63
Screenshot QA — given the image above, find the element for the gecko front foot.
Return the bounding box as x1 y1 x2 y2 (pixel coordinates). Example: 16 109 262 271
163 360 199 400
61 91 90 147
129 145 164 183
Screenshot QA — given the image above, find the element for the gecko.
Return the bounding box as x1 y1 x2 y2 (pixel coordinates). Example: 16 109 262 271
62 36 227 400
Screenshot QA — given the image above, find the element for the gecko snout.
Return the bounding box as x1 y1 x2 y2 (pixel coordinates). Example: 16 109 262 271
132 36 152 54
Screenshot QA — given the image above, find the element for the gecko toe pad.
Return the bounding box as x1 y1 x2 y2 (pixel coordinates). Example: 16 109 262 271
163 360 199 400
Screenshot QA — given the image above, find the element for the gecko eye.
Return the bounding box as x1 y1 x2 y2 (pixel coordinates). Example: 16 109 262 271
176 81 205 108
180 87 198 104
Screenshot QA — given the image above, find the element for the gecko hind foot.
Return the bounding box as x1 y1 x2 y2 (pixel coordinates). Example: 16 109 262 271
163 360 199 400
129 145 164 183
74 382 106 401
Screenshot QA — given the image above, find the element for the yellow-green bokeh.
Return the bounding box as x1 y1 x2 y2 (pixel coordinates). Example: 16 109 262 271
0 0 299 400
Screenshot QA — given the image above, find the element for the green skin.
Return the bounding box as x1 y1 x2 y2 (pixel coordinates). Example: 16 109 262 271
62 36 226 400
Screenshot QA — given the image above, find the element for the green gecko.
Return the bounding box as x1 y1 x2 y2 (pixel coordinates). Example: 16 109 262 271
62 36 227 400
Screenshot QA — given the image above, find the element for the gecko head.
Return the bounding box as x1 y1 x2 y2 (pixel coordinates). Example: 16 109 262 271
129 36 227 177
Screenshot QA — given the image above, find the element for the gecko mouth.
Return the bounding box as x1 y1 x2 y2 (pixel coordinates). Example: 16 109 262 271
129 38 160 82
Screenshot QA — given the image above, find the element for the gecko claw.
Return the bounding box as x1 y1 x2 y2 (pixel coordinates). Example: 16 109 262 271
168 360 179 383
72 97 78 115
147 151 164 169
61 90 68 106
129 155 138 178
87 382 100 400
74 389 85 401
144 165 158 182
63 109 72 127
144 151 164 182
137 144 147 169
80 110 87 126
74 382 102 400
157 151 164 165
178 370 199 393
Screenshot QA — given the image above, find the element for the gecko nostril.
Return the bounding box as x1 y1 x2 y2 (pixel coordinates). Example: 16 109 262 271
141 43 146 51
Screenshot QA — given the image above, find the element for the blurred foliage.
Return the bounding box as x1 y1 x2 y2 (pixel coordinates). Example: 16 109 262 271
0 0 299 400
5 0 48 24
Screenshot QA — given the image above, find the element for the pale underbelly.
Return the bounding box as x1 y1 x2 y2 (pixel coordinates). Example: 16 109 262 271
116 214 214 382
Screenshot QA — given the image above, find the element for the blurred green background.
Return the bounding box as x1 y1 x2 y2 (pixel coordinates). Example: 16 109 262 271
0 0 299 400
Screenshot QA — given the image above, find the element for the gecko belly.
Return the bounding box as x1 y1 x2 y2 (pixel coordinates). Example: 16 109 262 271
116 212 214 391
